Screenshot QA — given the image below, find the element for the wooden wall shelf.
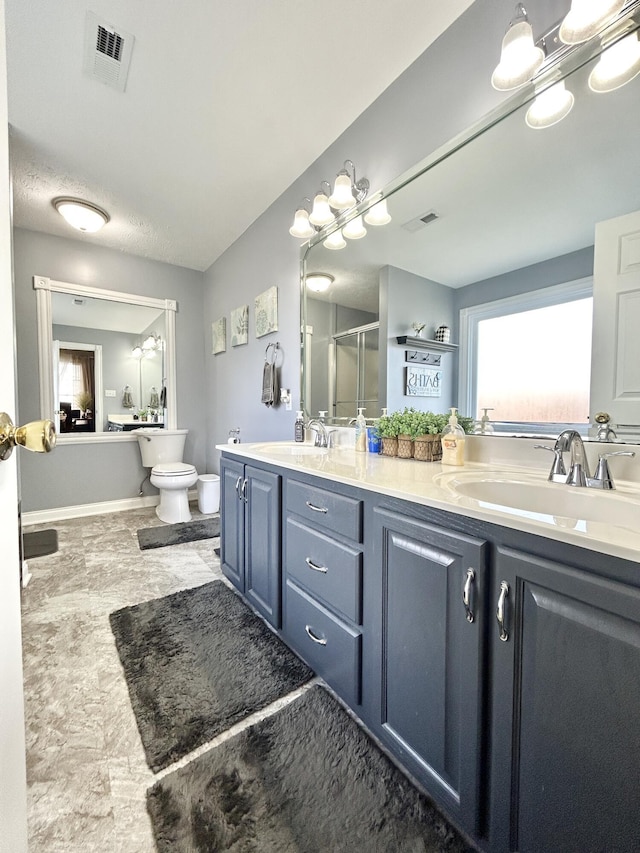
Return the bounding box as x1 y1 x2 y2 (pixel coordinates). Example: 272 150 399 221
395 335 458 352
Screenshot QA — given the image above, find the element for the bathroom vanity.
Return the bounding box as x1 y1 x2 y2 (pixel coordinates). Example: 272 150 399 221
219 440 640 853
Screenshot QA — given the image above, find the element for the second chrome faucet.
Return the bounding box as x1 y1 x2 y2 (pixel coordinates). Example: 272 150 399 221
536 429 635 490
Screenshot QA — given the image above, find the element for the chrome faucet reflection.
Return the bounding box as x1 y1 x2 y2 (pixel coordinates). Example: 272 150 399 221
307 418 330 448
536 429 635 490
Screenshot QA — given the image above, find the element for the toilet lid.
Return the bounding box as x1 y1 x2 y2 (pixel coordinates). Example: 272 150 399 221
152 463 197 476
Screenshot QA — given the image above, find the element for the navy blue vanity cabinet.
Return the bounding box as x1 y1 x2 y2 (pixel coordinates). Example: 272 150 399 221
220 456 281 627
362 503 488 841
488 545 640 853
282 475 364 707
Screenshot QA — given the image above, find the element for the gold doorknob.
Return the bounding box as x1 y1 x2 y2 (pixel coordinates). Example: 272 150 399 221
0 412 56 461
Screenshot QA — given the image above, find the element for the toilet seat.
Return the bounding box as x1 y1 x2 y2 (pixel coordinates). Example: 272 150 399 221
151 462 197 477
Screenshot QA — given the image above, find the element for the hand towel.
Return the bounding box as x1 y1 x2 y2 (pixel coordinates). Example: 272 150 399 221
262 360 275 406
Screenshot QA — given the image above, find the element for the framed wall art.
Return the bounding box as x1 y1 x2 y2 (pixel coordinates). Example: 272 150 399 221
230 304 249 346
211 317 226 354
255 286 278 338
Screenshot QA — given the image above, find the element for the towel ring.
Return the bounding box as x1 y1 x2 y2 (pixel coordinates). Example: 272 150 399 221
265 341 281 365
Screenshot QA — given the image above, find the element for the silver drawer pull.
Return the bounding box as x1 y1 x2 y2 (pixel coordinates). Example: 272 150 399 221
305 625 327 646
305 557 328 574
305 500 328 514
463 568 475 623
497 581 510 642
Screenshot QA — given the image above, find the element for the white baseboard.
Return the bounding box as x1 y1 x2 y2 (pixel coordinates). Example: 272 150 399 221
22 488 200 527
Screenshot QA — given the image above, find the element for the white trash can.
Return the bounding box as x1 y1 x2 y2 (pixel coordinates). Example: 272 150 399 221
197 474 220 514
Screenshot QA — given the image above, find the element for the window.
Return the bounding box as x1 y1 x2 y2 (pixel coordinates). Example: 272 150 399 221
459 279 592 433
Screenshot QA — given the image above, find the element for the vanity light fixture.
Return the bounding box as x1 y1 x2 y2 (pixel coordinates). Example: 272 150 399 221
559 0 625 45
53 197 110 233
491 3 544 91
342 215 367 240
308 184 335 227
525 80 575 129
588 30 640 92
131 345 143 359
364 198 392 226
306 273 334 293
289 199 316 239
142 333 161 351
323 229 347 250
289 160 370 240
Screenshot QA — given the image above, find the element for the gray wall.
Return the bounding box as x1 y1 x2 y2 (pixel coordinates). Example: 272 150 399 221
381 266 455 414
15 228 206 512
202 0 571 472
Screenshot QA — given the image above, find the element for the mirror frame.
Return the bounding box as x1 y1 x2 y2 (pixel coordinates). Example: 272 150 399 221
299 12 639 423
34 275 177 443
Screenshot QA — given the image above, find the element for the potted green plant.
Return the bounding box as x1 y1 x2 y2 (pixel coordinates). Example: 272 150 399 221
396 407 422 458
76 391 93 418
377 410 404 457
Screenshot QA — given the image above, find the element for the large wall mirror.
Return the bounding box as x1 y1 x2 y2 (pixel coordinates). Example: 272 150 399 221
34 276 177 442
301 15 640 441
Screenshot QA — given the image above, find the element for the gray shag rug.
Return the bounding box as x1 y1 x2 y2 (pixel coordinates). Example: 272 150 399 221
147 685 472 853
137 517 220 550
110 581 313 771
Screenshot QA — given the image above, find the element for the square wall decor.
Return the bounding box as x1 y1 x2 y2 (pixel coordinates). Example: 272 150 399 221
255 286 278 338
212 317 226 354
230 304 249 346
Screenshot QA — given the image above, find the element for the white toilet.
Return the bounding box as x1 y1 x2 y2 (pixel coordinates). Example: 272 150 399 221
134 428 198 524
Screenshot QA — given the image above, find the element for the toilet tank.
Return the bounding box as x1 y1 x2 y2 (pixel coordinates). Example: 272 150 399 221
134 428 188 467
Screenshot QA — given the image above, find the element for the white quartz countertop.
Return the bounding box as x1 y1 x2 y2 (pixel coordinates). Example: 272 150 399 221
217 440 640 565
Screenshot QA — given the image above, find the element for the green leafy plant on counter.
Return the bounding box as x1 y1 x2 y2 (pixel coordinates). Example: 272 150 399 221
378 408 474 438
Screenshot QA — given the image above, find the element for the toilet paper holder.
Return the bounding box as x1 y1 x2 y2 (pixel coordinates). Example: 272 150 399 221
228 427 240 444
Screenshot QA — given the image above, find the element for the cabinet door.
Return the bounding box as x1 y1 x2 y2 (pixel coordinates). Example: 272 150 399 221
364 506 487 837
490 546 640 853
244 465 281 627
220 458 245 592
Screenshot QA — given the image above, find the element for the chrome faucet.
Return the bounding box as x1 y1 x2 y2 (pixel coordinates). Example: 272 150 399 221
536 429 635 489
307 418 329 448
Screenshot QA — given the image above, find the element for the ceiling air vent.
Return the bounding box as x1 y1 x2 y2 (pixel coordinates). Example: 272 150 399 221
83 12 135 93
401 210 440 233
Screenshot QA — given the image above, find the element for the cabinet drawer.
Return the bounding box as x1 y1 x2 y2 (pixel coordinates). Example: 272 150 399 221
286 479 362 542
285 580 361 706
286 517 362 623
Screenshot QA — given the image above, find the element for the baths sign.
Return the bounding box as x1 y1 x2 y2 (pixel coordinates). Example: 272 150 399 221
406 364 441 397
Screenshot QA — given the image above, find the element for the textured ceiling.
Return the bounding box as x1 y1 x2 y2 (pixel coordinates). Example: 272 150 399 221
5 0 474 272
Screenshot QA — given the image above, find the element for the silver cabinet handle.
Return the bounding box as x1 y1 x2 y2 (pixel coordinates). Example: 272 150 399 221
305 557 328 573
305 625 327 645
240 477 248 503
305 500 328 514
497 581 510 642
235 475 243 499
463 568 475 623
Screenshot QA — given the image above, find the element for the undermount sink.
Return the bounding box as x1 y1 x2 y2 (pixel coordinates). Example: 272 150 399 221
247 441 328 456
447 475 640 530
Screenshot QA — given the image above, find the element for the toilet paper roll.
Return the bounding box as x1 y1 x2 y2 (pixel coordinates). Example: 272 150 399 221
228 437 239 444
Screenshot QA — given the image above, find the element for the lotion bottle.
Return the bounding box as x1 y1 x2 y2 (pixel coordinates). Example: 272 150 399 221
355 407 367 452
442 407 465 466
294 411 305 443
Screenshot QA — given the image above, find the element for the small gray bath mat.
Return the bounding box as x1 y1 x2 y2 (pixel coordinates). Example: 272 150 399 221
110 580 312 772
147 685 471 853
23 529 58 559
137 516 220 550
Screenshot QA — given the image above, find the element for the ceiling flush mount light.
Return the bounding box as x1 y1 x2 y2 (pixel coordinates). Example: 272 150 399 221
364 198 392 226
525 80 575 129
323 229 347 250
492 4 544 91
53 197 110 233
306 273 334 293
589 31 640 92
289 160 373 240
559 0 625 45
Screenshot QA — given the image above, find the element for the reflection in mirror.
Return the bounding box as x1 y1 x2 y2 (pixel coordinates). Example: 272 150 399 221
35 276 177 440
301 17 640 440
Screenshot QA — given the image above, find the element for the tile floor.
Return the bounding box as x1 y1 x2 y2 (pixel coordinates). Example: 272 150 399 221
20 504 300 852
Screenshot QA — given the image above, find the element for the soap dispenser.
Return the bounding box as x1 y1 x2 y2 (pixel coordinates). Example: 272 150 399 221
442 407 466 466
355 408 367 452
294 411 305 443
475 407 494 434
